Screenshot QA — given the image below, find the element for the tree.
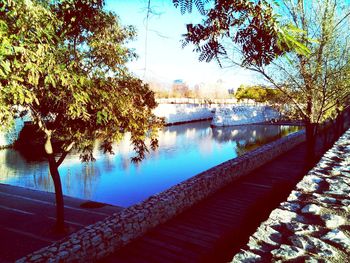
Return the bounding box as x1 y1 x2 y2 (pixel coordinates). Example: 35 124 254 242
174 0 350 161
235 85 284 104
171 79 190 97
0 0 163 231
250 0 350 159
149 80 171 98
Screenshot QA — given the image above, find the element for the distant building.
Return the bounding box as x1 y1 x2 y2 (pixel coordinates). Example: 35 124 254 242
173 79 184 84
228 88 235 95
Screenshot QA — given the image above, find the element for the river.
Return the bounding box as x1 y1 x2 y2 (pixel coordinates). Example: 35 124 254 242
0 121 301 207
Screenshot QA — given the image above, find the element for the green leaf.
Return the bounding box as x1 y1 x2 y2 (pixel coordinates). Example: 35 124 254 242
1 60 11 73
0 68 6 78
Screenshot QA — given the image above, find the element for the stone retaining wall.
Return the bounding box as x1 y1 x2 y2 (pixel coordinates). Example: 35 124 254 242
153 103 215 124
232 129 350 262
212 105 280 127
153 103 278 125
17 130 306 263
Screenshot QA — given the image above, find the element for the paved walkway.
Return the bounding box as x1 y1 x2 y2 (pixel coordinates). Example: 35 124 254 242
101 129 346 262
0 184 123 262
233 129 350 262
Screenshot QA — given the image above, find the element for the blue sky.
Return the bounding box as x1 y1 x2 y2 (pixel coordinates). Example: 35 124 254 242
105 0 260 89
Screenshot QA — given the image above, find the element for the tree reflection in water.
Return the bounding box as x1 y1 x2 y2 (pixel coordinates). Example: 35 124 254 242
211 125 300 156
0 121 301 207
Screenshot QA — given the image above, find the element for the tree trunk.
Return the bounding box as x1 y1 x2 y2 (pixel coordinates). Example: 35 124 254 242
322 121 331 150
47 154 65 232
44 133 65 232
336 110 344 138
305 121 316 167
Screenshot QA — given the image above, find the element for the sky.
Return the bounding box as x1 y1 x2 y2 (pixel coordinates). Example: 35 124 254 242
105 0 261 90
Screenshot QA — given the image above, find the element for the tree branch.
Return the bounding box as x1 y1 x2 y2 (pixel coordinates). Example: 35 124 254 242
56 141 75 167
256 67 308 119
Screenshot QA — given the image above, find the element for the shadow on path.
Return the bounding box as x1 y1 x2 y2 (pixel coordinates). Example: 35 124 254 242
0 185 123 262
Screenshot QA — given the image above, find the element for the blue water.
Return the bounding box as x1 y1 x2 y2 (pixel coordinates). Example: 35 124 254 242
0 121 300 207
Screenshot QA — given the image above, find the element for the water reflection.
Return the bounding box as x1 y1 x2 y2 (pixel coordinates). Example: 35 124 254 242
0 121 300 207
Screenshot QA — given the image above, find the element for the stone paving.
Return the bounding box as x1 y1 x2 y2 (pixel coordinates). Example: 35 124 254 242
232 129 350 262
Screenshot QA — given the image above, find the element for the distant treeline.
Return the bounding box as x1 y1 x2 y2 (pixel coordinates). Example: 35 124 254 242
234 85 283 103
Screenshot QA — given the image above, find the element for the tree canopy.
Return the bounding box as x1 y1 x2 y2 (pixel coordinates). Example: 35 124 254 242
0 0 163 230
235 85 284 104
253 0 350 124
0 0 162 161
172 0 309 67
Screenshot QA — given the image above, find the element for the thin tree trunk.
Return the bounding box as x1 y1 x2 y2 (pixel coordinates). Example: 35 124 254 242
305 121 316 167
336 108 344 137
322 121 331 150
44 133 65 232
48 154 64 231
47 154 65 232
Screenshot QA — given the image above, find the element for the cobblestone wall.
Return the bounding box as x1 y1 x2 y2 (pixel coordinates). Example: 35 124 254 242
232 129 350 262
17 130 306 263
